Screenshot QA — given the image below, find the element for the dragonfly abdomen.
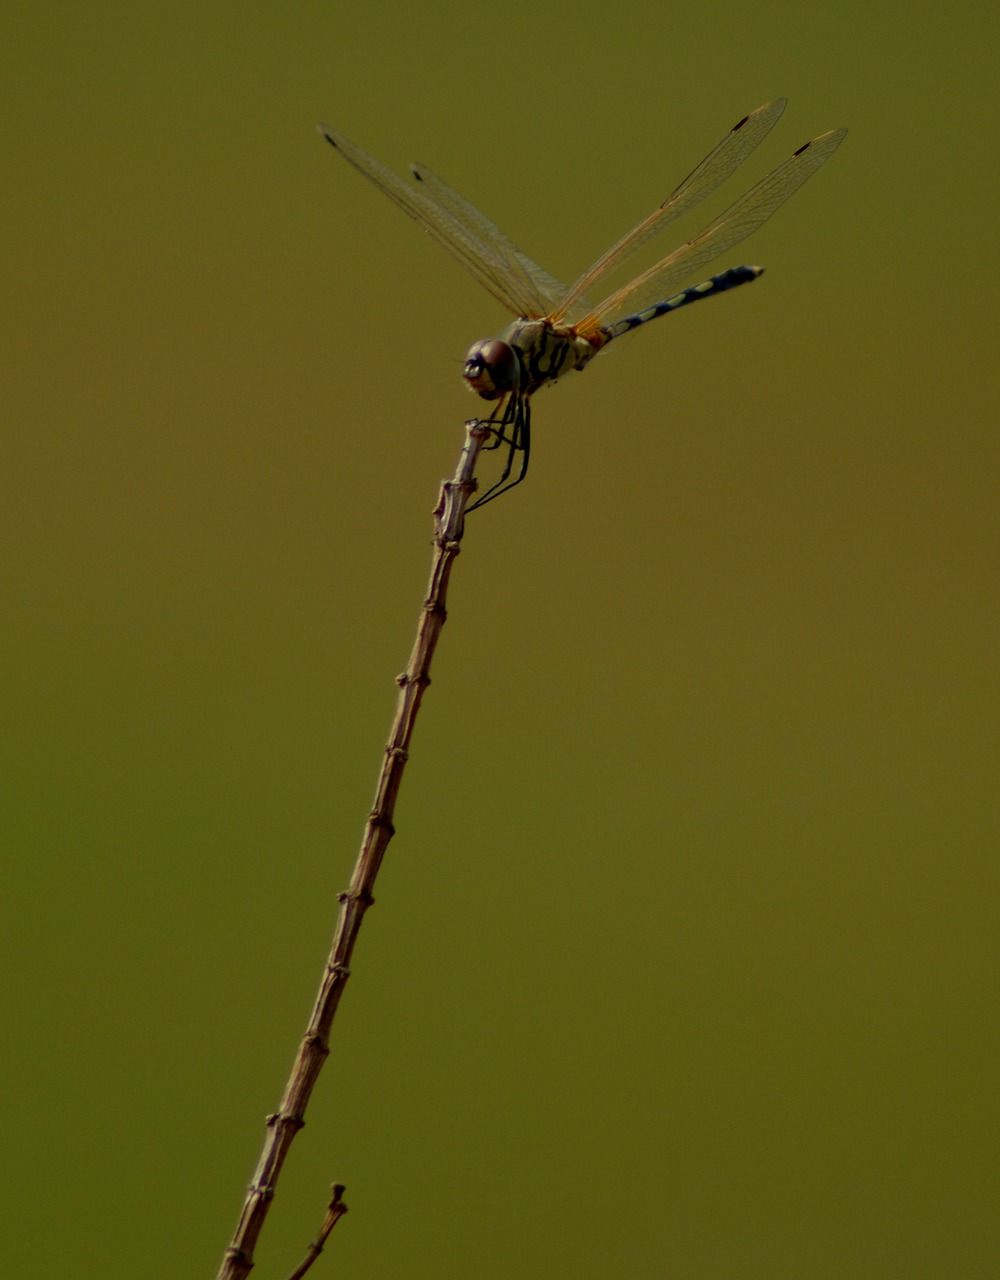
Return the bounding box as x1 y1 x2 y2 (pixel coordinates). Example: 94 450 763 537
603 265 764 342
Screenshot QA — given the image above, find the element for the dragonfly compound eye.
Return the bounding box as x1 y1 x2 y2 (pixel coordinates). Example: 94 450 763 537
462 339 520 400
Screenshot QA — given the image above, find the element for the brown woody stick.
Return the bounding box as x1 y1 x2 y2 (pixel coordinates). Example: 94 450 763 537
216 419 491 1280
285 1184 348 1280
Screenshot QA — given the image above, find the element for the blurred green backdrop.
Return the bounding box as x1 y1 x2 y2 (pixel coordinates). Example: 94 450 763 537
4 2 997 1277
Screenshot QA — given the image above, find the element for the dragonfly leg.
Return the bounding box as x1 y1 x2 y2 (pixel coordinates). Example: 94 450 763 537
479 395 515 452
467 396 531 511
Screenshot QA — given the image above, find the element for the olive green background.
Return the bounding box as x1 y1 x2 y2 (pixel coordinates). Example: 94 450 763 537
4 2 997 1276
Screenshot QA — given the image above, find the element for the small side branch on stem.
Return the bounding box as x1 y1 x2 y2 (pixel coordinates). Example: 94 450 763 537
284 1184 349 1280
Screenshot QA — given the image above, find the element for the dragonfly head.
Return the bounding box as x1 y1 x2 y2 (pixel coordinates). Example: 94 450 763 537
462 339 522 401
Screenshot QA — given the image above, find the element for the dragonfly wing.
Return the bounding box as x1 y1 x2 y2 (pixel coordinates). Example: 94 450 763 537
410 164 566 318
548 98 788 325
319 125 535 317
577 126 847 335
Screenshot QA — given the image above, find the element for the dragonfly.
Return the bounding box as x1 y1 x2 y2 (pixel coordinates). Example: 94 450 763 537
319 100 845 510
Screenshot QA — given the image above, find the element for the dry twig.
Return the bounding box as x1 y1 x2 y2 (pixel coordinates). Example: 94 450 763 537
216 420 491 1279
284 1184 348 1280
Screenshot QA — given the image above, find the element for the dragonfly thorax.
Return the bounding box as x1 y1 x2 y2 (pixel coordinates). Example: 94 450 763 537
463 319 604 402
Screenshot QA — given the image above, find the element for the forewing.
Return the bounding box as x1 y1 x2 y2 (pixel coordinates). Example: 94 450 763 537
410 164 566 318
319 125 536 316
